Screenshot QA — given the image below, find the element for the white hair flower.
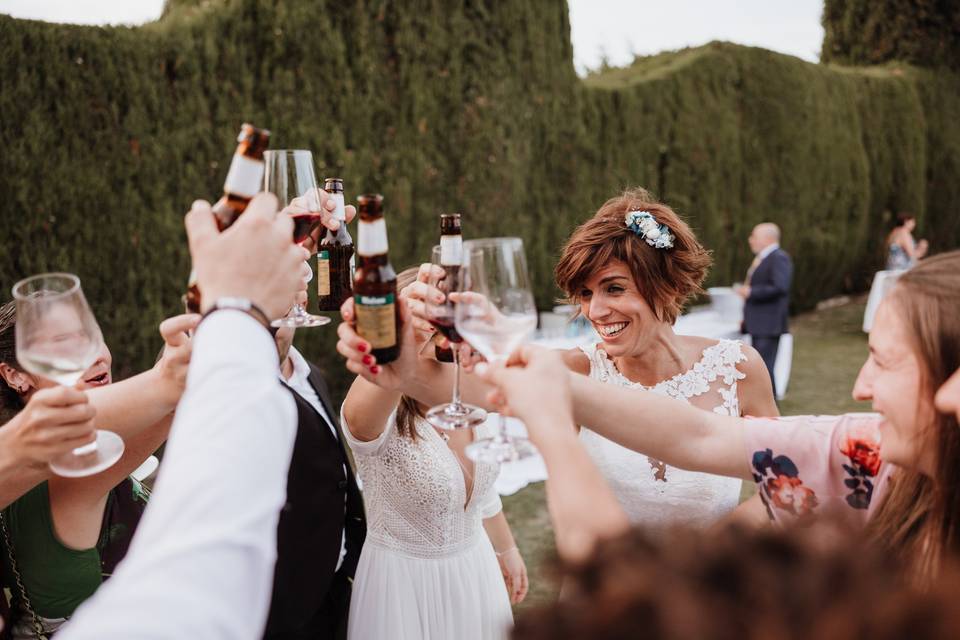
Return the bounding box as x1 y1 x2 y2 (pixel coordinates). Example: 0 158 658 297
624 209 674 250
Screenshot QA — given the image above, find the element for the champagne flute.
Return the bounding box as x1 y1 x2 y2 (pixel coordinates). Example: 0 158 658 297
424 245 487 430
263 149 331 328
454 238 539 463
13 273 125 477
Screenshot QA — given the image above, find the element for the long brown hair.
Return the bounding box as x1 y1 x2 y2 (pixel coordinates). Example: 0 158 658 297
393 266 427 440
0 300 27 422
865 251 960 579
554 187 712 324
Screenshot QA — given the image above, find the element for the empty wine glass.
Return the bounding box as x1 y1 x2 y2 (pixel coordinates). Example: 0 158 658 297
454 238 539 463
263 149 331 328
13 273 125 477
424 245 487 430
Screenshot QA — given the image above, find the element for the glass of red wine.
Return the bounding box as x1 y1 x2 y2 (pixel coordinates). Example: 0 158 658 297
263 149 330 328
424 244 487 430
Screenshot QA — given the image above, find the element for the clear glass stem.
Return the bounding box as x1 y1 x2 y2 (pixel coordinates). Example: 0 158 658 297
494 413 510 444
450 345 463 410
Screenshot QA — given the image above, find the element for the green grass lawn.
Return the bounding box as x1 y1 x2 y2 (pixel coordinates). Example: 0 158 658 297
502 298 872 609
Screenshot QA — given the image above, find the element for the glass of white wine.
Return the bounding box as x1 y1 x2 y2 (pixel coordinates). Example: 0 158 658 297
13 273 125 477
454 238 539 463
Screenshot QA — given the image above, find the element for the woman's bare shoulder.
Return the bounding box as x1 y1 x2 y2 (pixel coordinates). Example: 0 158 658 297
561 347 591 376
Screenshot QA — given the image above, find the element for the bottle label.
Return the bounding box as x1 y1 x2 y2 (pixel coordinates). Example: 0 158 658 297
440 235 463 265
223 155 264 199
354 293 397 349
358 218 389 256
317 251 331 297
330 193 347 222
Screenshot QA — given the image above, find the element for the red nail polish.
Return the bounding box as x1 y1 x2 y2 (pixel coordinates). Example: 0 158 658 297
357 343 367 353
362 355 373 365
370 365 380 375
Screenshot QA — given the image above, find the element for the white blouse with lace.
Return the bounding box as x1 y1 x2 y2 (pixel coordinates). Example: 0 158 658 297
578 339 747 528
342 410 512 640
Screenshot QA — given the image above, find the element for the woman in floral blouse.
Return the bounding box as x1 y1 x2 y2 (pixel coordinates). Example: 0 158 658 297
474 251 960 577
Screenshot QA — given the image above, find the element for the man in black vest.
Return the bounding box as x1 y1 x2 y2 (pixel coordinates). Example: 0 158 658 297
262 320 365 640
737 222 793 398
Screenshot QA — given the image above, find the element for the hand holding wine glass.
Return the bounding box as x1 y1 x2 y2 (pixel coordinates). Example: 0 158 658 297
423 245 487 430
454 237 539 463
263 149 332 328
0 386 97 471
286 187 357 256
13 273 124 477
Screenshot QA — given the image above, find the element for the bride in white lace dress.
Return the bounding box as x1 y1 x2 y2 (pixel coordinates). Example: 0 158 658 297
339 271 527 640
553 188 780 526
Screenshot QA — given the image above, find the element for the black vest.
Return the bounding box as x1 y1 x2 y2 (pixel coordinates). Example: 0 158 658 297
263 361 366 636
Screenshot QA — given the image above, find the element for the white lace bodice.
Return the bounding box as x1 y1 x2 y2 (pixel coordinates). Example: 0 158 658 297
343 411 503 559
578 339 747 527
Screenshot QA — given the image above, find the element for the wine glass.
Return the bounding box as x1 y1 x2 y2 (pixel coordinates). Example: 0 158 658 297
12 273 125 477
454 238 539 463
263 149 331 328
424 245 487 430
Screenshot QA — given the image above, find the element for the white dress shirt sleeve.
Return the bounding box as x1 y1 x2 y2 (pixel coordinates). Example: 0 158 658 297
59 311 297 640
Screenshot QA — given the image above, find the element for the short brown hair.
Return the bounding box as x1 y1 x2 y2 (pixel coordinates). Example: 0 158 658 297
513 521 960 640
554 188 712 323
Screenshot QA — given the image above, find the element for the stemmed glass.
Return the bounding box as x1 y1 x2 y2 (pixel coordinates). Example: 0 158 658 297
13 273 125 477
424 245 487 430
263 149 331 328
454 238 539 463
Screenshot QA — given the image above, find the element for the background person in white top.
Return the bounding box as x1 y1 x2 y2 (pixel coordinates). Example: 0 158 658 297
56 192 311 640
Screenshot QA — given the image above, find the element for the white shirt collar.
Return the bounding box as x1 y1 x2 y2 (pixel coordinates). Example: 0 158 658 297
757 243 779 262
283 345 312 386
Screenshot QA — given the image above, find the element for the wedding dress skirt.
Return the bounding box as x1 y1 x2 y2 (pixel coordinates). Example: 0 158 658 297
343 411 512 640
349 532 510 640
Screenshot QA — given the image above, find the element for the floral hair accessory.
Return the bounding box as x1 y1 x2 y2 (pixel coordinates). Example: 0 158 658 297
625 210 675 249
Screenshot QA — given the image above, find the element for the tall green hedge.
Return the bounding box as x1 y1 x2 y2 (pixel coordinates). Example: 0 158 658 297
1 0 958 399
822 0 960 69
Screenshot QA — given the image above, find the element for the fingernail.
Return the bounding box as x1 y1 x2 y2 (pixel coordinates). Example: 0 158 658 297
357 343 367 353
362 355 373 365
370 365 380 375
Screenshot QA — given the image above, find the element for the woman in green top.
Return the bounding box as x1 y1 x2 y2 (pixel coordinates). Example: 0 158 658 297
0 299 197 638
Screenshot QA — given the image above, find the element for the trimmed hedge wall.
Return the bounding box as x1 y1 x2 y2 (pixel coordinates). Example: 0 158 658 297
1 0 958 399
822 0 960 69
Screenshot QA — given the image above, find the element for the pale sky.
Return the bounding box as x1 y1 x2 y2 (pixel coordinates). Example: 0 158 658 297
0 0 824 74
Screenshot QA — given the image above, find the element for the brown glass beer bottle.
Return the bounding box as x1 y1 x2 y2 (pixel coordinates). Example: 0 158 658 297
184 123 271 313
316 178 355 312
434 213 463 362
353 194 400 364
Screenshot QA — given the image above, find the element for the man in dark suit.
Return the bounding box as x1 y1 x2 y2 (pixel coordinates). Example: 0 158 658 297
737 223 793 397
262 321 366 640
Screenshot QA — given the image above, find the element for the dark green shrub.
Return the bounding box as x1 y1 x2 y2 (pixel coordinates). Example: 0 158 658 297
1 1 957 401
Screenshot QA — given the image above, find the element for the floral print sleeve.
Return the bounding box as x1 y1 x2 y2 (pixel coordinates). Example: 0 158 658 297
743 414 893 525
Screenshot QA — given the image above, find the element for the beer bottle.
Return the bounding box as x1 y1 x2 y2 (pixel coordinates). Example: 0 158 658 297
184 123 271 313
434 213 463 363
353 194 400 364
316 178 355 311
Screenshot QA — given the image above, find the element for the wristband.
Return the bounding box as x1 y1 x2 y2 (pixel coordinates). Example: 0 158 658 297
200 297 272 331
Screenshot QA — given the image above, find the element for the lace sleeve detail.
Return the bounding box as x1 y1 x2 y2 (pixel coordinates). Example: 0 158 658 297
340 407 396 457
478 488 503 519
578 342 617 382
